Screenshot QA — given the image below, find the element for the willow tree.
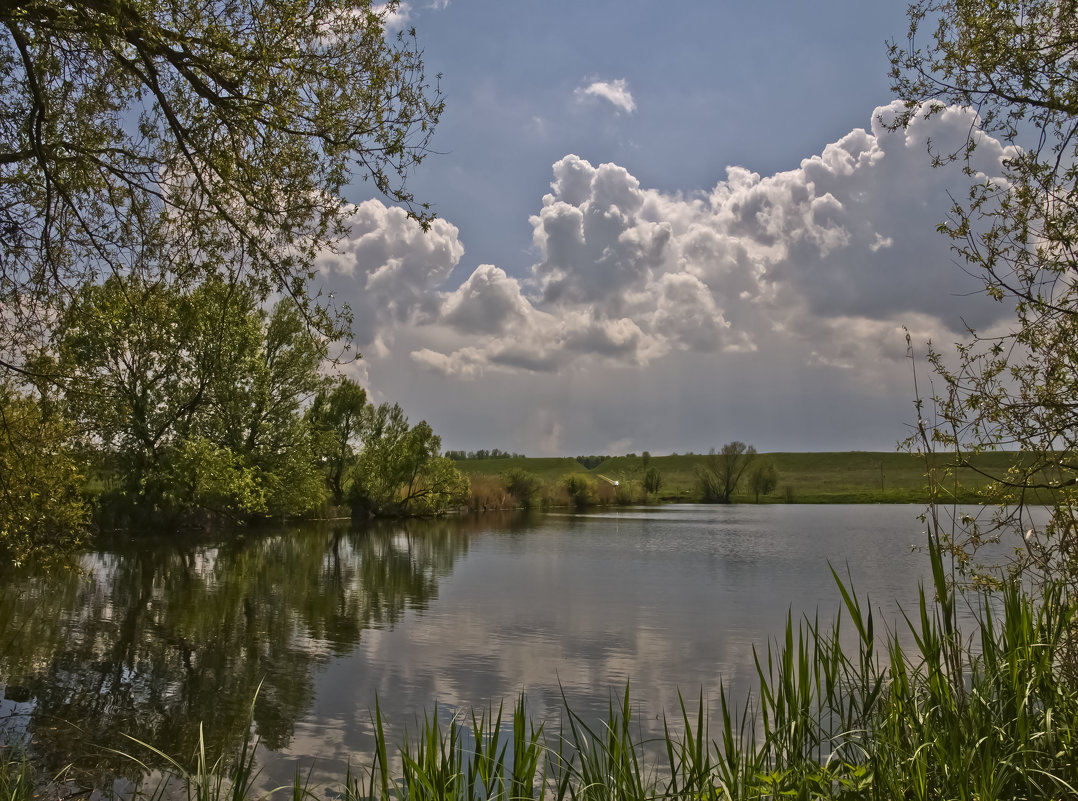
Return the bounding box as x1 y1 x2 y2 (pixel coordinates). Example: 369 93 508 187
0 0 443 365
891 0 1078 592
696 442 756 503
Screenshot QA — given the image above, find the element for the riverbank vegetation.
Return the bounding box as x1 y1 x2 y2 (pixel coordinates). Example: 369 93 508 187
2 336 471 564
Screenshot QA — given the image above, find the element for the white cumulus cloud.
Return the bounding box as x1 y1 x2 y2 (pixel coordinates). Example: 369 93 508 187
399 101 1011 379
374 2 410 31
317 102 1016 457
574 79 637 113
314 199 463 347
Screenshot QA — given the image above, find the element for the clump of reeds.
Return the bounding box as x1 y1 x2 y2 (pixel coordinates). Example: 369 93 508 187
0 750 32 801
5 539 1076 800
343 557 1078 801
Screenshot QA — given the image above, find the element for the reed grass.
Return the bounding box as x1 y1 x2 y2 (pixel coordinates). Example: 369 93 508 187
0 751 31 801
3 539 1076 800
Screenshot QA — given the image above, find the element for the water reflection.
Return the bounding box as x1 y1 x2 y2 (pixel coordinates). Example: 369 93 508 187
0 505 1020 791
0 515 493 785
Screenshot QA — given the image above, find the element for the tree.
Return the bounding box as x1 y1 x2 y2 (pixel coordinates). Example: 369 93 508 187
198 297 330 516
562 474 596 511
56 275 250 500
502 468 541 508
349 403 467 516
308 378 368 505
0 382 87 567
56 277 329 518
748 461 778 504
891 1 1078 593
643 466 663 498
0 0 442 368
696 442 757 503
405 456 469 515
158 436 267 519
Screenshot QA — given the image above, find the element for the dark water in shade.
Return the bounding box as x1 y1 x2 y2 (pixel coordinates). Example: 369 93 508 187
0 504 1018 790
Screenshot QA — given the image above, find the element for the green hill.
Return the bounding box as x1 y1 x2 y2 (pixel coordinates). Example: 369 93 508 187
453 451 1030 504
452 456 591 481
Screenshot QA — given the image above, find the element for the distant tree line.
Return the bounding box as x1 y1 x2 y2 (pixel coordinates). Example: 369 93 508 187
445 449 527 461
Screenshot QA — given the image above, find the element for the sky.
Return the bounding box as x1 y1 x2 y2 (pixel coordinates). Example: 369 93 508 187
314 0 1015 456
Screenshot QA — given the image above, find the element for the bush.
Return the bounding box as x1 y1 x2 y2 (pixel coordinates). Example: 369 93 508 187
466 475 513 511
502 468 541 508
562 475 597 511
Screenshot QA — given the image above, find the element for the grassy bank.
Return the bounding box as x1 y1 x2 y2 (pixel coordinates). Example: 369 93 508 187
455 450 1026 505
4 543 1075 801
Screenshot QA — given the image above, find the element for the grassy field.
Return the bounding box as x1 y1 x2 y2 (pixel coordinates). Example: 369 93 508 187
455 450 1030 504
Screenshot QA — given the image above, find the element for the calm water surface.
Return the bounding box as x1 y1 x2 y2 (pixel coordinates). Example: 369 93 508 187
0 504 1009 788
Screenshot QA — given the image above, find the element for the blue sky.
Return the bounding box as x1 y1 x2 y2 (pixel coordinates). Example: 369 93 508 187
410 1 911 276
316 1 1013 455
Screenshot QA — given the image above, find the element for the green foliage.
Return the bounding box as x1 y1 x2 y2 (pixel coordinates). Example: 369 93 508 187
0 751 33 801
56 275 229 496
56 277 330 521
405 457 470 515
445 449 526 460
197 297 330 517
562 474 597 511
0 383 87 568
696 442 757 503
643 466 663 497
0 0 442 364
160 438 267 518
892 0 1078 596
501 468 541 508
349 403 467 516
308 379 369 504
748 460 778 503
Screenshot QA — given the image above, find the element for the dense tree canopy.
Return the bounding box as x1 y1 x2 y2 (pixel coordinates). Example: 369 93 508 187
349 402 468 516
308 378 367 504
0 382 87 565
0 0 442 365
55 277 329 520
891 0 1078 592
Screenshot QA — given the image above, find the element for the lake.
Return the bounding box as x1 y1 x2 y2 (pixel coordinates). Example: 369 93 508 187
0 504 1015 791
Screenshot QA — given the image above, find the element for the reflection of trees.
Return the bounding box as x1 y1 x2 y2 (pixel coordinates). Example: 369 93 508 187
0 519 475 785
